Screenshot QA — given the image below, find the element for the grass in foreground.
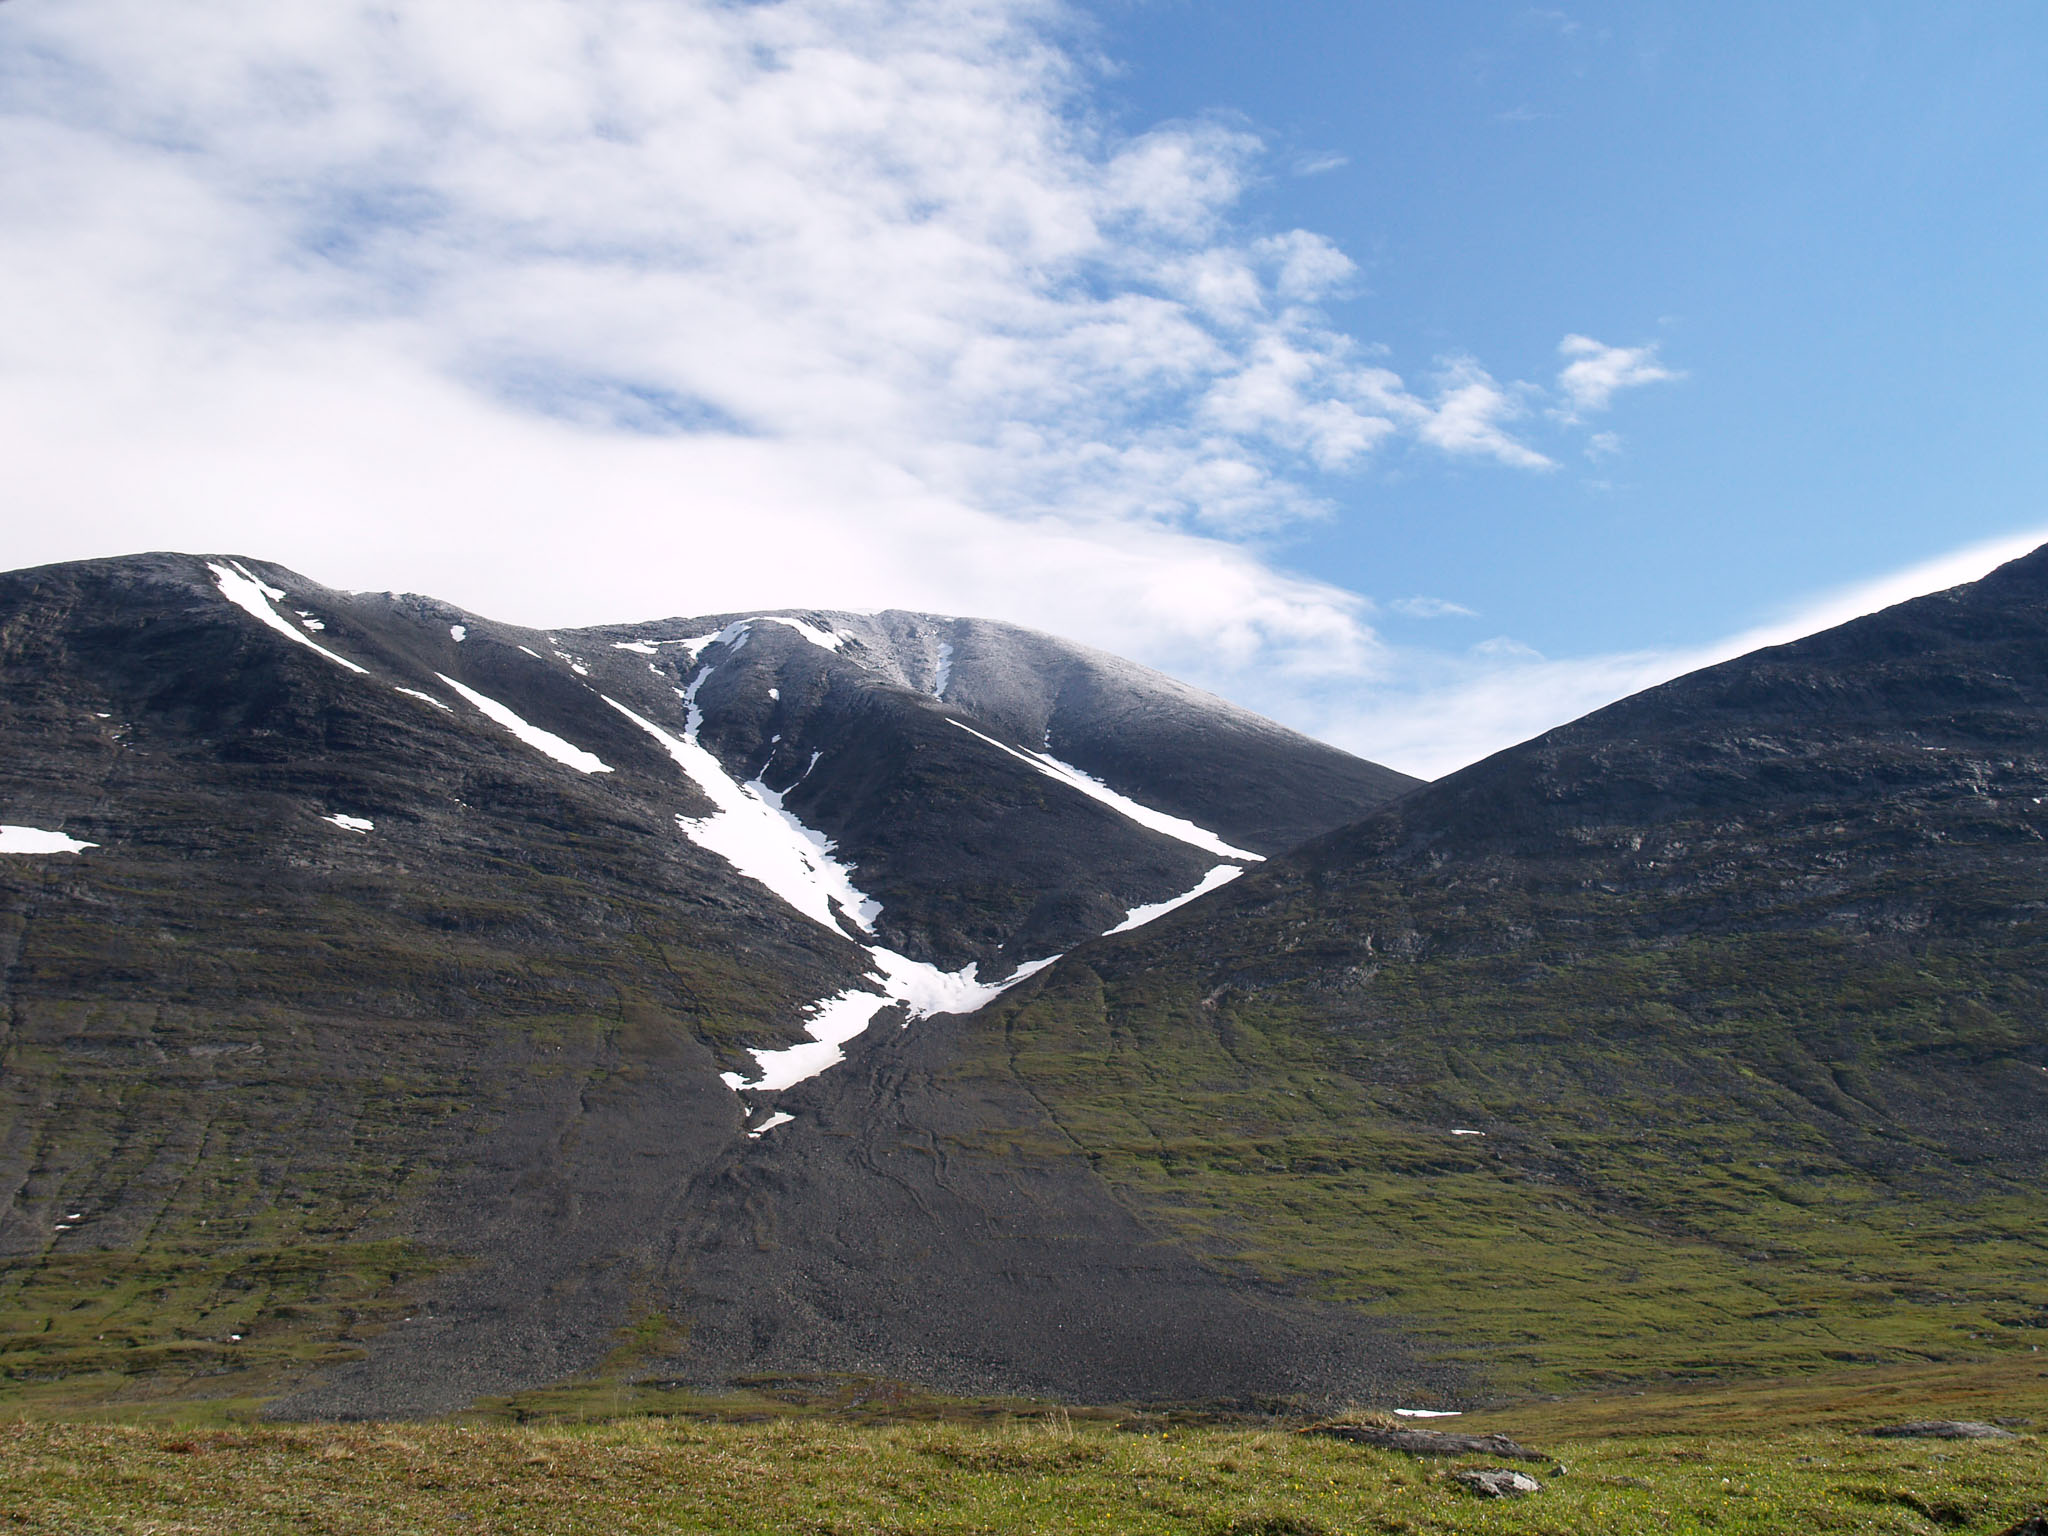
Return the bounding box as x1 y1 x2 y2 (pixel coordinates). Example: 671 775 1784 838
3 1358 2046 1535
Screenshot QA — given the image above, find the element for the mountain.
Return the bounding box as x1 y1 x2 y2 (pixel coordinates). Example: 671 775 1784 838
945 543 2048 1393
19 543 2047 1420
0 552 1419 1416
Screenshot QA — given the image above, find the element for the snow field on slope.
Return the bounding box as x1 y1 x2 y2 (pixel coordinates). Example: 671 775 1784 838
750 615 844 653
1104 863 1245 934
944 720 1264 862
604 672 1056 1093
603 687 877 937
0 826 96 854
437 674 613 774
209 562 368 675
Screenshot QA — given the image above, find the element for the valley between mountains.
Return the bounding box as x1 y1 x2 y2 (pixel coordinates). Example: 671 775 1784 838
2 549 2046 1422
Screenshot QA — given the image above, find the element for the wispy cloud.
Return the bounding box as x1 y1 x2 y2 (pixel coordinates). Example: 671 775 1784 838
1527 8 1584 38
1416 358 1554 469
1290 151 1350 177
1389 596 1478 619
1303 529 2048 779
1555 334 1682 419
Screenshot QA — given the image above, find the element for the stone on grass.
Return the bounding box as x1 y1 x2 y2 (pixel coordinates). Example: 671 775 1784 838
1454 1468 1541 1498
1870 1420 2017 1441
1991 1512 2048 1536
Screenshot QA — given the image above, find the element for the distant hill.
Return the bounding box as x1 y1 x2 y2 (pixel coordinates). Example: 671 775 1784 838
937 542 2048 1393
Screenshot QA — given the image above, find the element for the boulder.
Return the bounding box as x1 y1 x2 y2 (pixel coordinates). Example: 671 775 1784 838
1454 1468 1542 1498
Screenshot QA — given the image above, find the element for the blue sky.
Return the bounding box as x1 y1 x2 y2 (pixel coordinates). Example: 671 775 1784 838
3 0 2043 774
1096 0 2048 658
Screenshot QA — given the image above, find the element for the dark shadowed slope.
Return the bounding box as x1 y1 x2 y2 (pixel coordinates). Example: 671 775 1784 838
0 552 1420 1415
947 544 2048 1393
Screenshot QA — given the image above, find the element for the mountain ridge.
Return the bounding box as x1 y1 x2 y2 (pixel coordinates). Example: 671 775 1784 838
0 549 1426 1416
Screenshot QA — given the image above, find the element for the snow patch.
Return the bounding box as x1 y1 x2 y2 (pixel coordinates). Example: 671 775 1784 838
299 617 326 632
932 640 953 698
321 814 373 833
606 690 876 935
612 640 659 656
438 674 613 773
767 687 780 701
208 561 368 675
748 1111 795 1139
449 624 467 642
752 615 843 653
1450 1129 1486 1137
606 685 1056 1093
394 687 452 711
518 645 543 660
1105 864 1245 935
946 720 1263 862
676 631 723 662
0 826 96 854
1394 1409 1462 1419
720 949 1059 1093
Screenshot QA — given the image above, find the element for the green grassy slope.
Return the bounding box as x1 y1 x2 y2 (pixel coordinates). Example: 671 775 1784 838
947 551 2048 1395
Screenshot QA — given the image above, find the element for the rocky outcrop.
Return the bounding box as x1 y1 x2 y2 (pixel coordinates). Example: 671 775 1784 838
1304 1424 1547 1461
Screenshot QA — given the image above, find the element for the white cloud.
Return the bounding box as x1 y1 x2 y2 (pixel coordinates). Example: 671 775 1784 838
1415 358 1554 469
0 0 1636 673
0 0 1784 789
1555 334 1681 419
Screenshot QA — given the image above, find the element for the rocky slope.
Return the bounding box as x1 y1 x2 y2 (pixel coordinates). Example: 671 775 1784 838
0 552 1420 1415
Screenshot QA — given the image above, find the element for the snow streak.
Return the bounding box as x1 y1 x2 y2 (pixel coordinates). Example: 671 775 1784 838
0 826 96 854
603 671 1053 1093
944 720 1264 861
208 561 368 675
437 674 613 773
1104 863 1245 934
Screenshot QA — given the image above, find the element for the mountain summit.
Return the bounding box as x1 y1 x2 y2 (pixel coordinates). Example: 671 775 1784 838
0 552 1420 1414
